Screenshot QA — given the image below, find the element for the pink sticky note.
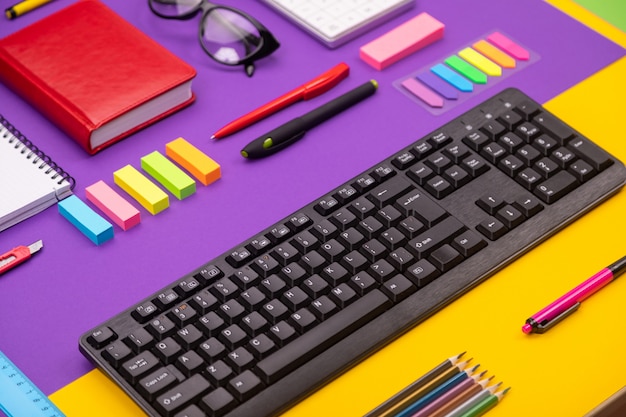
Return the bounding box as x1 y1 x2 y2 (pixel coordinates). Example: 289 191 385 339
486 32 529 61
401 78 444 108
86 180 141 231
360 12 445 71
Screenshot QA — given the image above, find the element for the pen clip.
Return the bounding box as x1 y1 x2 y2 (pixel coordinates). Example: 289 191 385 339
302 63 350 100
535 302 581 333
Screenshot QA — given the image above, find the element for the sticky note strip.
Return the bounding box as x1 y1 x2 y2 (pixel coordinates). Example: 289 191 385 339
458 47 502 76
85 180 140 231
113 165 169 215
445 55 487 84
416 71 459 100
165 138 221 186
431 64 473 92
472 39 516 69
141 151 196 200
401 78 444 108
360 12 445 71
486 32 529 60
58 195 114 245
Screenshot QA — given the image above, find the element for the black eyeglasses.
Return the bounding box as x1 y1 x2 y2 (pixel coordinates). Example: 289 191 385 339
149 0 280 77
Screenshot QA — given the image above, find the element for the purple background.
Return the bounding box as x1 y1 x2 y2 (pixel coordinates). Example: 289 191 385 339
0 0 623 395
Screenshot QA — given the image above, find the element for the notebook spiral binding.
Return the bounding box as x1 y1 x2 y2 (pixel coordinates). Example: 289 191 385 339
0 114 76 190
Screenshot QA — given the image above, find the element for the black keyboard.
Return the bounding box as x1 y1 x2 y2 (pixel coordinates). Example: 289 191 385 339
79 88 626 417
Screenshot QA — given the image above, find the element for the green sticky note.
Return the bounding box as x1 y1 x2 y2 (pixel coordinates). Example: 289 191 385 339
573 0 626 32
445 55 488 84
141 151 196 200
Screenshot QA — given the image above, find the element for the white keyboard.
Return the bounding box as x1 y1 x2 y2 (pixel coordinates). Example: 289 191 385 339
260 0 415 48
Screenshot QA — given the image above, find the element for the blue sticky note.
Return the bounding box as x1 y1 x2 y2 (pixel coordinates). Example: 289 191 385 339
431 63 474 92
58 195 114 245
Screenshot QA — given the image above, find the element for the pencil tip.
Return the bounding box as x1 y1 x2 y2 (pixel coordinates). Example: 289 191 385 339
210 135 216 140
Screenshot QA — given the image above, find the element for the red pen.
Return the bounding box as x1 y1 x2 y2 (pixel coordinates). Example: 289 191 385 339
0 240 43 275
522 255 626 334
211 62 350 139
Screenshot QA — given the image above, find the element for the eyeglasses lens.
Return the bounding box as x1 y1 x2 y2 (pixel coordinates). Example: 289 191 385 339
150 0 201 17
201 8 262 65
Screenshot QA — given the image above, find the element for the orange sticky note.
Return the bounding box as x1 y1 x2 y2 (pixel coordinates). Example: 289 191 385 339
165 138 221 186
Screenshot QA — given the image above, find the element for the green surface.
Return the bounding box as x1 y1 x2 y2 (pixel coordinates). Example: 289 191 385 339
573 0 626 32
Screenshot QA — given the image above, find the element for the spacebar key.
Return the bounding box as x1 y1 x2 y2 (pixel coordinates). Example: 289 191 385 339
256 290 392 384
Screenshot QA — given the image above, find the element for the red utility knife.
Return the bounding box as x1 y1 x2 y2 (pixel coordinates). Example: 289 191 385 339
0 240 43 275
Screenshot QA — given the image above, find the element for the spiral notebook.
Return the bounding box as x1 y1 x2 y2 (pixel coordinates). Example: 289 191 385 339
0 115 75 232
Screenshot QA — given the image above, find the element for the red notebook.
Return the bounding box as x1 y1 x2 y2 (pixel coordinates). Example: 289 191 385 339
0 0 196 155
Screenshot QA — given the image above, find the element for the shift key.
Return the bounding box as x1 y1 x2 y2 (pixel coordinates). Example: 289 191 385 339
407 216 464 258
155 374 211 416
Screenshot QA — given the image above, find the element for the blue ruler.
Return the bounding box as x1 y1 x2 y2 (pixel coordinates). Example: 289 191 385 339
0 350 65 417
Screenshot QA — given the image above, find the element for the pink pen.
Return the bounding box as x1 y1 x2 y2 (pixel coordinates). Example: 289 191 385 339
522 255 626 334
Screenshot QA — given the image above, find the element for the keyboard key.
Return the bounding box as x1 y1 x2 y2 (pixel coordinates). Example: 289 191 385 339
132 302 159 324
476 194 505 215
533 170 579 204
461 155 490 177
155 374 211 416
532 112 575 143
568 160 596 182
102 340 132 367
120 351 160 384
200 387 237 416
405 259 440 287
452 230 487 257
476 217 508 240
512 195 544 217
567 137 613 171
368 175 413 208
125 327 155 352
154 337 182 364
407 216 465 258
381 274 416 302
87 326 116 349
495 205 525 229
228 370 263 402
396 189 447 226
137 366 179 401
428 244 463 272
176 351 205 376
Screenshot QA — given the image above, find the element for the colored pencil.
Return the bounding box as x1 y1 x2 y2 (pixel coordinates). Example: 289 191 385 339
442 384 503 417
457 387 510 417
364 353 467 417
409 375 494 417
395 367 482 417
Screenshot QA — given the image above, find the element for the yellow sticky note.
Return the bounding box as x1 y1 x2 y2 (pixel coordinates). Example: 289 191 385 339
458 47 502 76
165 137 221 186
113 164 169 215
